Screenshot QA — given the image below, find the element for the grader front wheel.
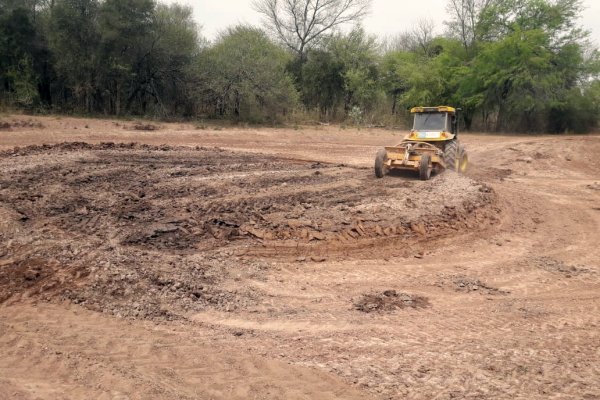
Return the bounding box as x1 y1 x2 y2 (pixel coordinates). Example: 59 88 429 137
374 149 388 178
419 154 432 181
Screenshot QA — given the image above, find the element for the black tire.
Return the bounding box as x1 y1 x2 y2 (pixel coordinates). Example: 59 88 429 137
374 148 388 178
419 154 431 181
444 139 459 171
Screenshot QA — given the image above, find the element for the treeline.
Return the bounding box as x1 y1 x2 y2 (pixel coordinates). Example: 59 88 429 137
1 0 599 132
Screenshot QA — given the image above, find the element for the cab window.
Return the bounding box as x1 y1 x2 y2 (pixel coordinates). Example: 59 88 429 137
413 113 447 131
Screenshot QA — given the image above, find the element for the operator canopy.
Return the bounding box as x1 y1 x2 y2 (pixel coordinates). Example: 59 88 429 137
411 106 458 133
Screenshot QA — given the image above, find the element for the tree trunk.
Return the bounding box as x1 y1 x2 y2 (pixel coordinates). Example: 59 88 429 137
463 109 473 131
234 91 240 118
115 82 121 116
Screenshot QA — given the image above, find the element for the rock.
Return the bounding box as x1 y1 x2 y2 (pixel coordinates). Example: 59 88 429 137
245 227 273 240
153 224 178 234
310 232 326 241
346 229 359 239
356 223 367 235
410 222 427 236
517 156 533 164
287 220 306 229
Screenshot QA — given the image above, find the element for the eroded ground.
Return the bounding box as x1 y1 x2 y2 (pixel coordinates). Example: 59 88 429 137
0 115 599 400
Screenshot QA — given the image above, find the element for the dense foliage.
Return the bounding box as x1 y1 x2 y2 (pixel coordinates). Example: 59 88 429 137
0 0 598 132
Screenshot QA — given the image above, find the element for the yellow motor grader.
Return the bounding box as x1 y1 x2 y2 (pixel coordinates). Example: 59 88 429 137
375 106 468 180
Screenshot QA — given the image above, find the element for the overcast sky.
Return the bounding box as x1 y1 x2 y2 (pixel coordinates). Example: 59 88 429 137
165 0 600 45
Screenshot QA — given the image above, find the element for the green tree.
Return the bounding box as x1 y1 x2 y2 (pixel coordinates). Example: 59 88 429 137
464 0 597 132
149 3 202 117
446 0 496 53
301 27 382 119
48 0 101 112
300 48 345 117
199 26 298 122
98 0 155 115
380 38 466 121
477 0 585 46
0 5 42 107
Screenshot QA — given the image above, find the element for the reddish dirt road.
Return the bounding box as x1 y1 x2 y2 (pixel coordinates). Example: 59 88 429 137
1 115 599 399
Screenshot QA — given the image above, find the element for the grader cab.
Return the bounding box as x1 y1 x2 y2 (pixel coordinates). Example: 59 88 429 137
374 106 468 180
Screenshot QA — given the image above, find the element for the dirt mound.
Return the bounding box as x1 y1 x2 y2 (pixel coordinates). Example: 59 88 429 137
587 182 600 191
132 123 160 131
0 119 44 130
0 142 496 320
452 276 509 295
1 142 497 256
62 253 267 320
535 257 594 277
0 258 62 303
0 141 179 157
354 290 430 313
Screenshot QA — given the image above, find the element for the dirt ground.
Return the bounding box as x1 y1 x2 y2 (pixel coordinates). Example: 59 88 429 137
0 115 599 400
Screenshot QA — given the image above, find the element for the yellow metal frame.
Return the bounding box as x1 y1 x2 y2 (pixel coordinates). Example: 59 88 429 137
384 142 446 171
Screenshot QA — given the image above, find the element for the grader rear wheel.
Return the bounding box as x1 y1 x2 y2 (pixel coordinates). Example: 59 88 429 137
444 140 459 172
374 149 388 178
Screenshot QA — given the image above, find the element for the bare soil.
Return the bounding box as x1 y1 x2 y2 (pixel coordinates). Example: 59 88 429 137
0 115 599 400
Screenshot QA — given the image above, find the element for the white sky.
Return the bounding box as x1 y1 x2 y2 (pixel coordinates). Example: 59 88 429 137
165 0 600 46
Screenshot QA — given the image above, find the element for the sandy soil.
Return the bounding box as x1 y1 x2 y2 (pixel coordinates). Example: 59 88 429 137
0 115 599 399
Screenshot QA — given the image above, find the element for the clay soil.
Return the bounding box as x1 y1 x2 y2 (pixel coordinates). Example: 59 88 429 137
0 115 599 400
